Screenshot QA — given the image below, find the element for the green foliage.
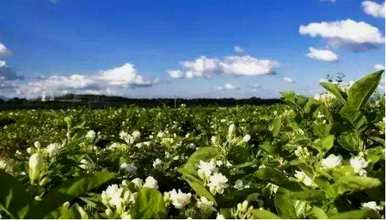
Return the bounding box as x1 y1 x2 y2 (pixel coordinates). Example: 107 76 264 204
0 70 384 219
132 188 166 219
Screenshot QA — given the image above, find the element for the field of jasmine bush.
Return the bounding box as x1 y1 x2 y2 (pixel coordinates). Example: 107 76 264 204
0 70 384 219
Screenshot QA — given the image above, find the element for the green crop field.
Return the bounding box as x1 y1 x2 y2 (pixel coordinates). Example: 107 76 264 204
0 71 384 219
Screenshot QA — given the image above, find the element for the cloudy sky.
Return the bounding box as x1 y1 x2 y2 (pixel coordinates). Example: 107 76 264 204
0 0 384 98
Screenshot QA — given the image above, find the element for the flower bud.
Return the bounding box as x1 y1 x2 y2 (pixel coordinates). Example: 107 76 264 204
28 153 45 183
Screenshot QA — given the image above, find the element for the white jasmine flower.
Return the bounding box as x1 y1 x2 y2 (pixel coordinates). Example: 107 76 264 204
28 153 45 183
153 158 162 168
208 173 229 195
227 124 236 141
120 163 137 174
131 178 143 188
143 176 158 189
101 184 124 208
46 143 61 157
196 196 214 210
242 134 251 143
0 160 7 169
350 155 368 176
85 130 96 141
321 154 342 169
197 160 217 180
362 201 383 211
169 189 192 209
216 213 225 219
294 170 316 187
132 130 141 140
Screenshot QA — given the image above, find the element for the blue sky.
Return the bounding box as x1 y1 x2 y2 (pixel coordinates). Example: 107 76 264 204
0 0 384 98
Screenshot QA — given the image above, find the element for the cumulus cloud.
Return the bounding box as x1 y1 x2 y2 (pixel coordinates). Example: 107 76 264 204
374 64 385 70
362 1 385 18
169 55 278 79
283 77 294 83
0 65 23 80
216 83 240 91
167 69 184 79
306 47 339 62
234 46 245 53
299 19 384 49
0 60 6 68
0 42 9 56
17 63 154 98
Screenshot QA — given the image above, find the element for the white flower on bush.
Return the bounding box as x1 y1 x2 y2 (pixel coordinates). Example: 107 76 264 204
294 146 310 160
152 158 162 168
216 213 225 219
197 160 218 180
101 184 124 208
350 155 368 176
208 173 229 195
143 176 158 189
85 130 96 141
227 124 236 141
294 170 316 187
361 201 383 211
28 153 45 183
120 162 137 174
321 154 342 169
196 196 214 210
169 189 192 209
132 130 141 140
46 143 61 157
242 134 251 143
131 178 143 188
0 160 7 170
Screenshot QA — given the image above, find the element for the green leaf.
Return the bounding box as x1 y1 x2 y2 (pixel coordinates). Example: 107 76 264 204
132 188 166 219
337 131 363 152
333 176 381 196
179 172 216 203
320 81 347 104
179 147 220 177
255 167 301 191
26 171 115 218
0 171 32 218
274 188 297 218
179 147 219 203
340 70 383 124
314 135 335 153
329 209 381 219
307 206 328 219
251 209 280 219
367 146 385 165
270 118 281 137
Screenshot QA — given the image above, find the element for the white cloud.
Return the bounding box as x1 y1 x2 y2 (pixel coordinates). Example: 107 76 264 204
217 83 239 90
0 42 9 56
299 19 384 47
0 60 6 68
170 55 278 79
17 63 154 98
98 63 151 86
283 77 294 83
219 56 279 76
167 69 184 79
306 47 339 62
362 1 385 18
374 64 385 70
233 46 245 53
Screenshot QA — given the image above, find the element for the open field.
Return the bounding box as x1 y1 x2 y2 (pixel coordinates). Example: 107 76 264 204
0 71 384 218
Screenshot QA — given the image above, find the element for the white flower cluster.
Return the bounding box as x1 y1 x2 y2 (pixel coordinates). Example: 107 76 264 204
350 154 368 176
164 189 192 209
294 170 317 187
294 146 310 160
197 159 229 195
101 182 136 218
321 154 342 169
231 200 254 219
361 201 383 211
119 130 141 145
